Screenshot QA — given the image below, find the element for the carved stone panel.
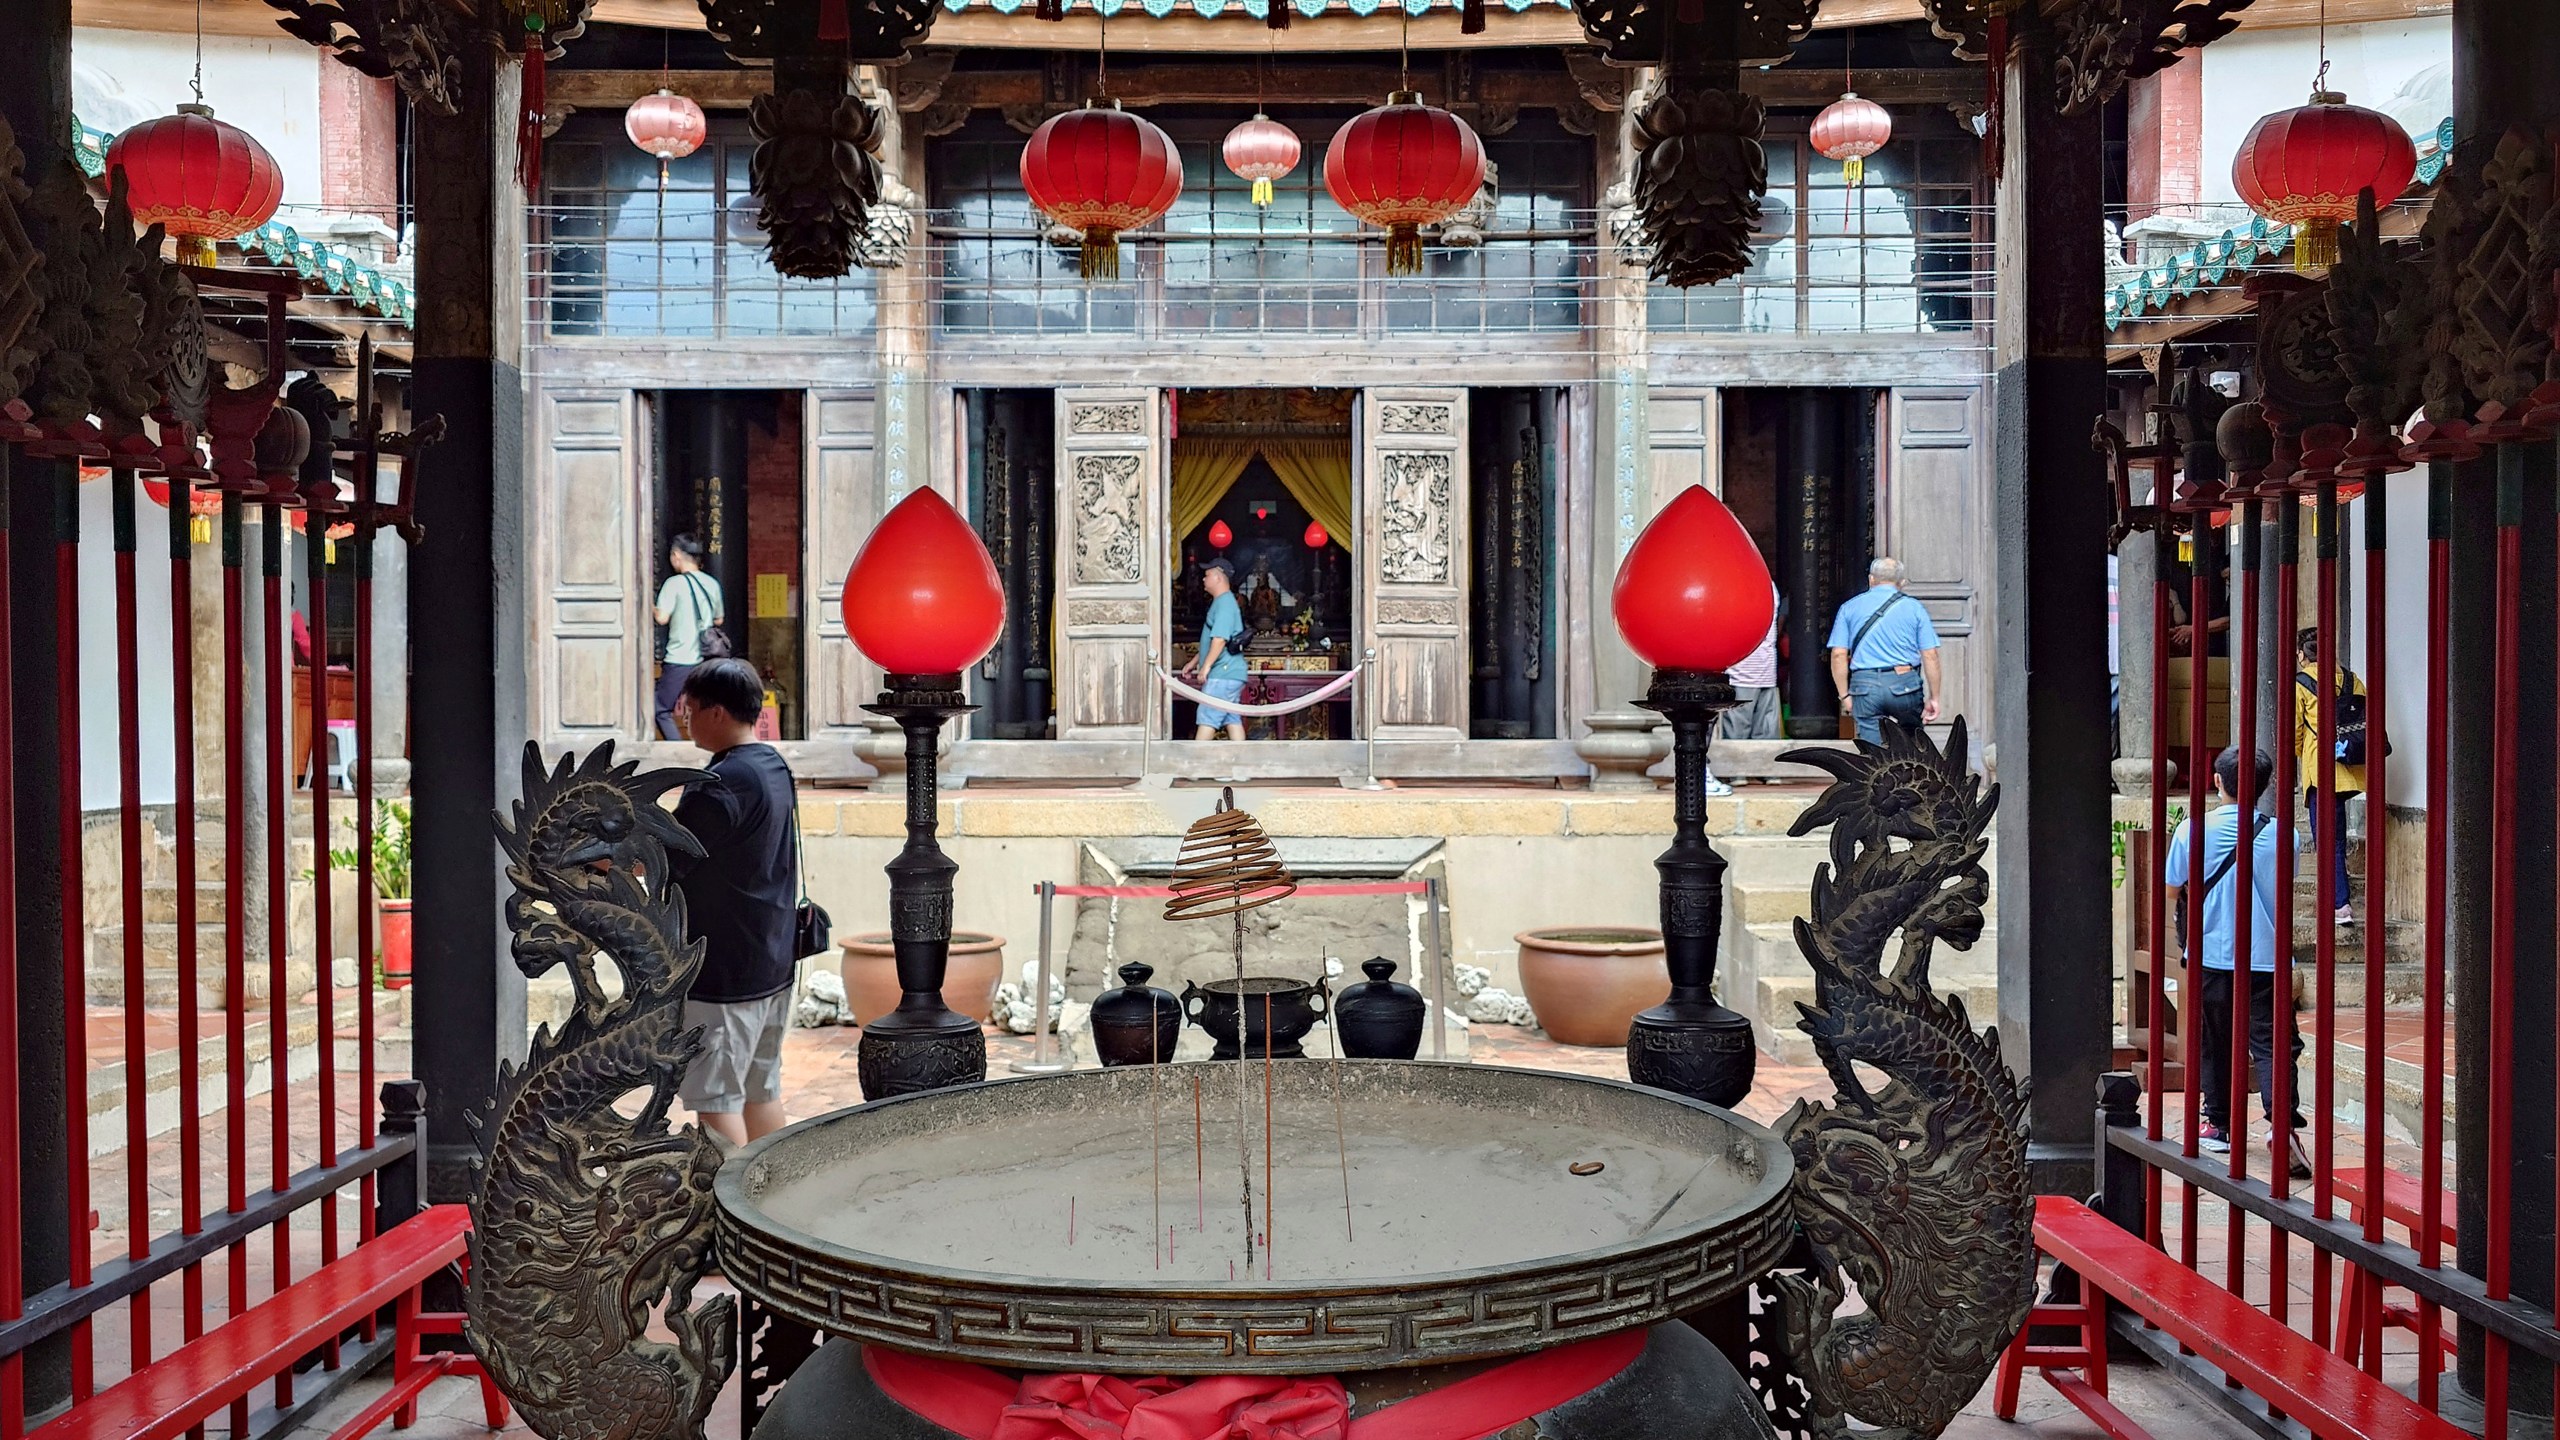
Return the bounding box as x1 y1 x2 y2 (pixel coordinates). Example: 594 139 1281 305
1377 402 1455 436
1361 387 1469 742
1071 453 1143 584
1068 402 1146 436
1055 387 1161 741
1378 452 1455 585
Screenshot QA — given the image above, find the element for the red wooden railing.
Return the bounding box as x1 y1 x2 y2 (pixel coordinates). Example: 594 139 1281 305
0 278 426 1440
2111 345 2560 1438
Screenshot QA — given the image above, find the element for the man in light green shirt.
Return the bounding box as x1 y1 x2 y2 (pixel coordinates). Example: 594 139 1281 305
653 534 724 738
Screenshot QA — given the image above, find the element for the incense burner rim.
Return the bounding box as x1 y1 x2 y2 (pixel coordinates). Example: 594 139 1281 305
711 1061 1794 1375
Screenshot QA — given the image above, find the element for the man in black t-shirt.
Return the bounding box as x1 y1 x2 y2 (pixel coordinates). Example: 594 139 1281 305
669 658 800 1144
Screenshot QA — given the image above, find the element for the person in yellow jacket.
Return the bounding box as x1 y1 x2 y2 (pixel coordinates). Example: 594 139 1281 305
2293 629 2367 926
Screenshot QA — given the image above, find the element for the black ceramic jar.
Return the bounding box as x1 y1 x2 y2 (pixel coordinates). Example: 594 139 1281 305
1331 957 1426 1060
1089 962 1183 1067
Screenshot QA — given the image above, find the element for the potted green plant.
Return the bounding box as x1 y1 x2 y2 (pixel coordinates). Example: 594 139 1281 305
332 800 414 988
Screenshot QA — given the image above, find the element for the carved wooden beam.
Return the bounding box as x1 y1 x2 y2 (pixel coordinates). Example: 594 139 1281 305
547 67 771 107
907 61 1975 115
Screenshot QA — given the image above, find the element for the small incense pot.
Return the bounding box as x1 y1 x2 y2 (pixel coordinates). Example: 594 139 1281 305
1182 976 1328 1061
1332 957 1426 1060
1089 962 1183 1067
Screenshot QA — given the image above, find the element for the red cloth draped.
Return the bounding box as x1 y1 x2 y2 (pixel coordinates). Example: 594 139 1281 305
863 1328 1645 1440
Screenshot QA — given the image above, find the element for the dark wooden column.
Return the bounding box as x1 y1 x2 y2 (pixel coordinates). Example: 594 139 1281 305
1 0 78 1418
408 46 532 1204
1989 25 2113 1195
2446 0 2560 1417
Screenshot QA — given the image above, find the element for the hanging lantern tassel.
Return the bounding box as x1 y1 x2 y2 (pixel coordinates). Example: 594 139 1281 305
517 25 547 191
180 235 219 268
1252 177 1274 207
1385 223 1423 276
1080 227 1121 280
2292 218 2340 272
191 514 212 546
1842 155 1863 186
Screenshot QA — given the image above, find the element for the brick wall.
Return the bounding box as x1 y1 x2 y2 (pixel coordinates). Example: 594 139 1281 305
318 64 397 229
744 396 803 598
2127 63 2204 223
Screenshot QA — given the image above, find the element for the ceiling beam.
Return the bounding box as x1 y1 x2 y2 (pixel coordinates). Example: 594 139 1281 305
906 61 1971 114
548 67 770 107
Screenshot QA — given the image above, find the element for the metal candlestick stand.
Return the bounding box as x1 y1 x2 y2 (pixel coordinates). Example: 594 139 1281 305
1010 879 1072 1074
855 672 990 1099
1624 667 1754 1107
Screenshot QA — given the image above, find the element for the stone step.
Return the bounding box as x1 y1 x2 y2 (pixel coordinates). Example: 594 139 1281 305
81 988 417 1156
142 880 234 926
1754 971 2002 1067
84 922 311 1008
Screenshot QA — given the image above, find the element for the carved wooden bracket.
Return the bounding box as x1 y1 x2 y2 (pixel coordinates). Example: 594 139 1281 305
700 0 939 63
263 0 468 115
2050 0 2258 117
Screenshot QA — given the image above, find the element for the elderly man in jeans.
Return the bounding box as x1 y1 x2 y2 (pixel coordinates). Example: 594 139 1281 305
1826 557 1942 745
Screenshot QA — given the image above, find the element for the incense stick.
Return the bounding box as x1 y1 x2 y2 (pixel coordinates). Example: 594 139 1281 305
1264 990 1276 1280
1234 909 1254 1274
1151 1003 1163 1270
1193 1070 1206 1231
1331 1019 1353 1242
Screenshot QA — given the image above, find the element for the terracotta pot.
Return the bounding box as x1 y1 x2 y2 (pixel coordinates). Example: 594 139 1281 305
1514 927 1669 1048
838 931 1005 1026
378 898 414 990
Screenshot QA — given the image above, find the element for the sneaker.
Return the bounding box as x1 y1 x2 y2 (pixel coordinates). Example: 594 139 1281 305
2334 905 2357 926
2288 1134 2314 1181
2199 1124 2232 1154
1700 777 1735 797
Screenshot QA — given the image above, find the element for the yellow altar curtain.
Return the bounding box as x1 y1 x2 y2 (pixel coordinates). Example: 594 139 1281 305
1257 438 1355 556
1169 437 1259 556
1168 434 1357 559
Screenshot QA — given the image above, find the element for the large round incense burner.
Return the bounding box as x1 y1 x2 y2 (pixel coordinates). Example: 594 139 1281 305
714 1061 1792 1375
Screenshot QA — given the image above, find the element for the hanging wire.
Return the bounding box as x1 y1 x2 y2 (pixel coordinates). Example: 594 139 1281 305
1098 7 1109 98
191 0 205 103
1399 7 1411 92
2313 0 2330 95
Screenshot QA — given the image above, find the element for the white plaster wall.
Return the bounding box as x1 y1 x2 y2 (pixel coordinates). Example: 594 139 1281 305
2342 484 2430 811
2197 18 2453 220
76 477 177 812
69 29 325 215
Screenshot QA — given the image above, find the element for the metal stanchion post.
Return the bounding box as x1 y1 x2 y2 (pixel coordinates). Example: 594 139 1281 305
1011 880 1071 1075
1426 877 1448 1061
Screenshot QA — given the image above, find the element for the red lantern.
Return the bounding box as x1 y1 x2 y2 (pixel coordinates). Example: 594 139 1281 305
106 104 283 267
841 488 1006 677
1611 486 1776 674
1810 93 1892 186
1304 520 1328 549
625 89 708 163
1223 113 1301 208
1020 102 1185 281
2232 90 2416 272
1208 519 1234 550
1324 92 1485 275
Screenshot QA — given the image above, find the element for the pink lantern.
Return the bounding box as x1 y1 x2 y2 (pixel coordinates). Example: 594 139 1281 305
626 89 708 163
1810 93 1892 186
1222 113 1301 208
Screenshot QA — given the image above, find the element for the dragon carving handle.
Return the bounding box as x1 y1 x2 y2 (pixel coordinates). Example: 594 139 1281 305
466 743 739 1440
1768 719 2036 1440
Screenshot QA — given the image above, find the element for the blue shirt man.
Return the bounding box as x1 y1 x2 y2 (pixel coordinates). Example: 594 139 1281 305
2163 746 2310 1163
1182 558 1250 740
1825 558 1943 745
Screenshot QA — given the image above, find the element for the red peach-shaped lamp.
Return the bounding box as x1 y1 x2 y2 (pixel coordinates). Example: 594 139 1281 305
840 485 1006 1099
841 486 1006 682
1611 484 1775 674
1609 483 1771 1111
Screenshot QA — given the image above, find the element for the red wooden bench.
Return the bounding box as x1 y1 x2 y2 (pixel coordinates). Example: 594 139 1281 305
1995 1196 2468 1440
32 1205 507 1440
2330 1168 2459 1372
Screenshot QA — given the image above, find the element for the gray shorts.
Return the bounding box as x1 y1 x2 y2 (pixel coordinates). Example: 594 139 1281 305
678 990 791 1113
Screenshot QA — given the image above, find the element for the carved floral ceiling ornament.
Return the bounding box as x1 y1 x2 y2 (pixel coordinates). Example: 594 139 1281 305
263 0 466 115
2050 0 2258 117
0 113 46 422
2448 129 2554 432
748 61 884 280
2323 187 2427 458
1568 0 1816 67
1632 71 1766 289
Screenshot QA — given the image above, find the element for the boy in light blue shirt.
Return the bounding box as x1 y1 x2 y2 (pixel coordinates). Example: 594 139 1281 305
2163 745 2310 1175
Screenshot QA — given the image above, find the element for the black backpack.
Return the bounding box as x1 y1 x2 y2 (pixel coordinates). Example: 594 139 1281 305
2298 672 2388 767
